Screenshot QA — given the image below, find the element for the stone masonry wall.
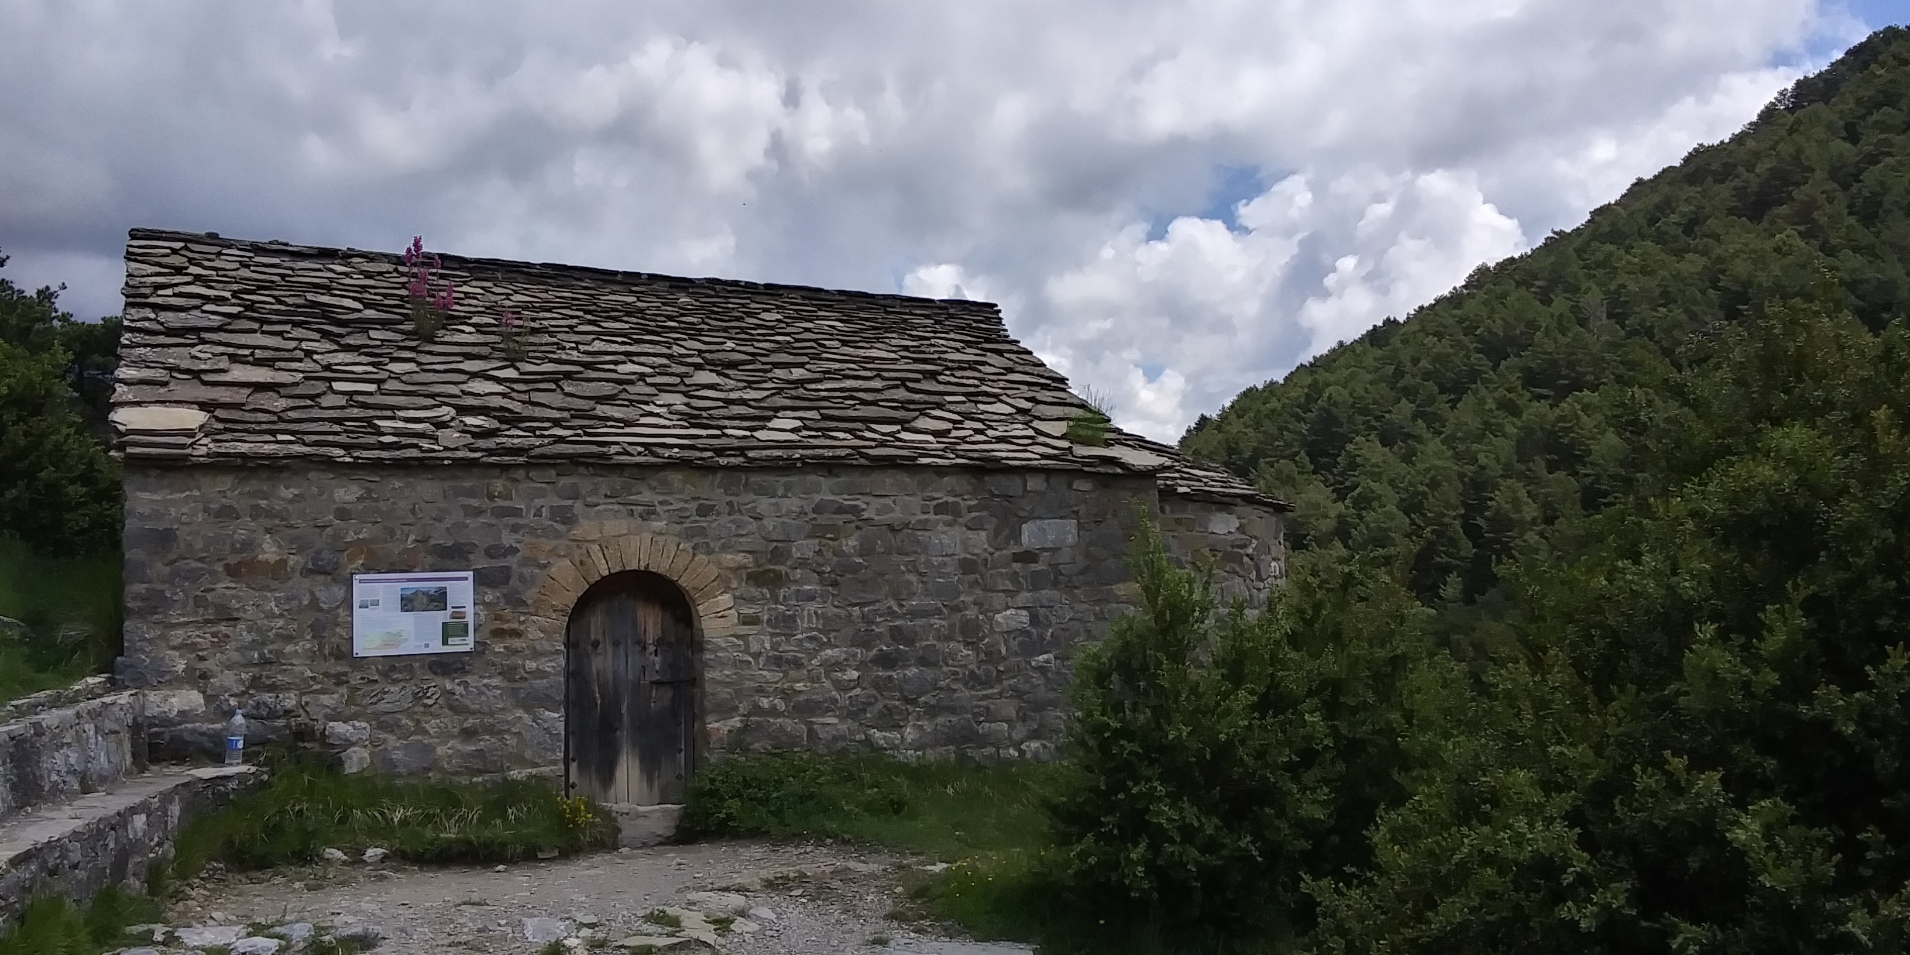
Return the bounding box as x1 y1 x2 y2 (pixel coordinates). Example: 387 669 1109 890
1158 498 1286 606
119 464 1280 776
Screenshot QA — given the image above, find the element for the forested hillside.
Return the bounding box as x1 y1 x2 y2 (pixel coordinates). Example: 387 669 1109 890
1184 25 1910 607
1069 26 1910 952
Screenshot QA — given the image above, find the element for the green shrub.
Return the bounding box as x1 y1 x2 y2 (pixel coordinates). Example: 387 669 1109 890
1046 521 1431 947
0 339 120 558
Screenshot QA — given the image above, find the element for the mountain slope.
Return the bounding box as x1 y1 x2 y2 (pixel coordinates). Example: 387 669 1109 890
1182 26 1910 602
1155 32 1910 951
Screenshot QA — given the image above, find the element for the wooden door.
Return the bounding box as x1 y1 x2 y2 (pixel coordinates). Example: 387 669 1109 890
565 571 696 805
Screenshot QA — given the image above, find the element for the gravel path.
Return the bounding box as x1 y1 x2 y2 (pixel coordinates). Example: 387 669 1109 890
168 840 1031 955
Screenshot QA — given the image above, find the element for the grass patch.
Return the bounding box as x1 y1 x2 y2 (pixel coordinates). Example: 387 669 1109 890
167 753 616 878
904 852 1163 955
0 638 86 710
1063 386 1115 446
0 537 120 706
1064 410 1111 446
681 751 1059 859
0 886 163 955
685 752 1194 953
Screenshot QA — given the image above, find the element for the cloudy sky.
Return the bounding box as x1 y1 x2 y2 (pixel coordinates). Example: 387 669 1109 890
2 1 1903 440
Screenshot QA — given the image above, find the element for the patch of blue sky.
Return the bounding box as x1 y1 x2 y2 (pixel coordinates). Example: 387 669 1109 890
1846 0 1909 28
1199 164 1268 230
1794 0 1905 67
1141 362 1167 383
1145 163 1274 240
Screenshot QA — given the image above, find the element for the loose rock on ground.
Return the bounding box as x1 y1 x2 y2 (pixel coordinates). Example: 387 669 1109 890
117 840 1031 955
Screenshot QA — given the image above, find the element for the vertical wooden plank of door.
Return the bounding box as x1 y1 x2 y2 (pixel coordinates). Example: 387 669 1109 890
608 588 638 805
564 612 585 799
632 586 693 805
568 595 619 804
598 594 626 805
652 604 694 804
630 592 663 804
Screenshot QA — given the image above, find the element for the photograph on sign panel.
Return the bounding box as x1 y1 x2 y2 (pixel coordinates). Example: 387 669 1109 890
399 586 449 613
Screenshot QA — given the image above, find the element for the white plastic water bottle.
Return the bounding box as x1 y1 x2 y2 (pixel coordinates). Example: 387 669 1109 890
224 709 246 766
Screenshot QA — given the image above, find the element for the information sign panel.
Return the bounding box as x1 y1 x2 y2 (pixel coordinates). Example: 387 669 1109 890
351 571 477 657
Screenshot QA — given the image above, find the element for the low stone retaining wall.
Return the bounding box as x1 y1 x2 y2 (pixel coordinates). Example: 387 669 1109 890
0 765 261 924
0 690 145 821
0 679 261 924
0 684 215 822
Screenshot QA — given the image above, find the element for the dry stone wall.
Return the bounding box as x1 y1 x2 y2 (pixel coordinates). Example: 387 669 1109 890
119 463 1282 776
0 680 264 926
0 691 144 820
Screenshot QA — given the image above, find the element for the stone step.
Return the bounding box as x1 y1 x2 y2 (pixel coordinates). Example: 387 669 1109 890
608 803 683 848
0 765 262 924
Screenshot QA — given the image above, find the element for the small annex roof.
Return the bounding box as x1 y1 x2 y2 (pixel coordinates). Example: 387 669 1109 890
111 229 1281 509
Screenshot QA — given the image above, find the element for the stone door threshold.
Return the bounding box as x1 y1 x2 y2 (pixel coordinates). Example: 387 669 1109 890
608 803 684 848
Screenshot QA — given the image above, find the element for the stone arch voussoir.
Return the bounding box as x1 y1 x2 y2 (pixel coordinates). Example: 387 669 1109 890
532 531 739 636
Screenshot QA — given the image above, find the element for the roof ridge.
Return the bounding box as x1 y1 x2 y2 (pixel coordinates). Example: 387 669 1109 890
126 227 1008 319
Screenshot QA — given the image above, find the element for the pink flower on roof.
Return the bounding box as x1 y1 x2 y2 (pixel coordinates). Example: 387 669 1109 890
400 235 455 341
498 307 531 360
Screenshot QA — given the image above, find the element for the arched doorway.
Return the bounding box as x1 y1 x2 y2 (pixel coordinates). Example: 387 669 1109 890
565 570 698 805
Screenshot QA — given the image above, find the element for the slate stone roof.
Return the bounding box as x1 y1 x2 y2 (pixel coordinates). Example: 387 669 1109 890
112 229 1281 508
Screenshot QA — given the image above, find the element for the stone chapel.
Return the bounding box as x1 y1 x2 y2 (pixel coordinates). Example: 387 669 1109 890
110 229 1285 806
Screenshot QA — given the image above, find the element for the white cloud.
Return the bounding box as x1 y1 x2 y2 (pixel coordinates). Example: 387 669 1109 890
1293 169 1526 355
903 263 989 301
1030 167 1525 432
0 0 1850 438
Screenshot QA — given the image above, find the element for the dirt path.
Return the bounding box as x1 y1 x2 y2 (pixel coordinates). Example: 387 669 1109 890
168 840 1031 955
